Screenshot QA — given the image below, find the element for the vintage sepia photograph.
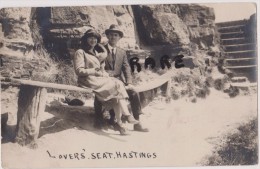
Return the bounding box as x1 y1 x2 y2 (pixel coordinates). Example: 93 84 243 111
0 0 258 168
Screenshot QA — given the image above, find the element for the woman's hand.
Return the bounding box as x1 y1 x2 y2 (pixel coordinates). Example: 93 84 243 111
106 70 114 77
125 84 136 91
94 70 104 77
95 44 108 62
102 71 109 77
94 69 109 77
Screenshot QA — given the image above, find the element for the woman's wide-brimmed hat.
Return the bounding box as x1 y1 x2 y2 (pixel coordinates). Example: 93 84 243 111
81 29 101 43
105 24 124 38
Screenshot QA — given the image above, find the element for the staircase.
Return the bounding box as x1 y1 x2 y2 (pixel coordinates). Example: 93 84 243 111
216 19 257 90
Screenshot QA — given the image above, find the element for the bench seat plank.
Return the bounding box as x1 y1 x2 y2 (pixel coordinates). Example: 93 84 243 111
135 77 170 93
0 77 93 93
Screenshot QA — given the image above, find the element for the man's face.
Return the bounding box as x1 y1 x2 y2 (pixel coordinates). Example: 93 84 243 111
107 32 121 46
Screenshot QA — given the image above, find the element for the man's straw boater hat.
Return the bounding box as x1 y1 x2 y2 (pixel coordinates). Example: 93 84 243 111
105 24 124 38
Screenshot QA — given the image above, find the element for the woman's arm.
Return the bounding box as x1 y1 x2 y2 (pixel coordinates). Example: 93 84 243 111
99 62 109 77
95 44 108 62
73 49 96 76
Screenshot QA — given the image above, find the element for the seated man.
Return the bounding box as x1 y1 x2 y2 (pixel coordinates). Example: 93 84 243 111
94 24 148 134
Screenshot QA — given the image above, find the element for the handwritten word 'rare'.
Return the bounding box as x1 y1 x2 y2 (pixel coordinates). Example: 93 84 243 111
129 54 184 72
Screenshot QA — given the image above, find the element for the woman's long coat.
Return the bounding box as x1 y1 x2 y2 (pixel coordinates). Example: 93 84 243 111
73 49 128 102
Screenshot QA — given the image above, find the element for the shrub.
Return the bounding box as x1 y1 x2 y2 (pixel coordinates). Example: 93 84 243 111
205 76 214 87
171 87 180 100
195 86 210 98
132 69 159 86
54 60 77 85
170 68 213 100
173 73 190 84
203 118 258 165
190 96 197 103
228 86 240 98
214 78 225 90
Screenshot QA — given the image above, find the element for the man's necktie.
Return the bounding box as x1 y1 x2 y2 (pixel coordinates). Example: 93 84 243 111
111 48 115 70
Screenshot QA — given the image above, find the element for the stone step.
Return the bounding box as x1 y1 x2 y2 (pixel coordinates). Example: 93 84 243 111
217 19 257 83
220 31 243 35
233 77 257 84
221 37 251 45
223 43 256 52
217 25 245 33
225 57 256 61
224 57 257 66
231 77 247 83
225 65 257 82
224 50 257 58
216 20 247 27
230 82 257 90
224 65 257 69
220 32 245 39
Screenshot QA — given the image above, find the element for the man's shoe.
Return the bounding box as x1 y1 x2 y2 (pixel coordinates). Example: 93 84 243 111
93 122 103 130
127 115 139 124
121 115 128 123
138 111 145 115
134 124 149 132
102 120 113 131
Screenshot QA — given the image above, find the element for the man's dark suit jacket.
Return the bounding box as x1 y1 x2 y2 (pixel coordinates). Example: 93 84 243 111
104 44 132 85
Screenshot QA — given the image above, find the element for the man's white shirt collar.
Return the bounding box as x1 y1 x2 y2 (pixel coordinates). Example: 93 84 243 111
107 44 116 54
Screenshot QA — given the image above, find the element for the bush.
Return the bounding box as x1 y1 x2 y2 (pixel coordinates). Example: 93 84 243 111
169 67 215 101
173 73 190 84
214 78 225 90
171 87 180 100
54 60 77 85
189 96 197 103
132 69 159 86
228 86 240 98
205 76 214 87
195 86 210 98
31 58 77 85
203 118 258 165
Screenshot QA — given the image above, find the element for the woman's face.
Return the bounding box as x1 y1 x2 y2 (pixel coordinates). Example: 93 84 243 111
86 36 97 48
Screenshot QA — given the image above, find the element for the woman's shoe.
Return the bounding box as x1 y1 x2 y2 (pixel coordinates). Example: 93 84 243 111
113 123 130 135
119 127 130 136
126 115 139 124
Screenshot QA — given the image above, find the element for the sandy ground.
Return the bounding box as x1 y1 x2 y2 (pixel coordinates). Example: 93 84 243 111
1 88 258 168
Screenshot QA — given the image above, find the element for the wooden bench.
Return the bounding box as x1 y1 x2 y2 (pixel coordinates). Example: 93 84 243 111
1 75 171 148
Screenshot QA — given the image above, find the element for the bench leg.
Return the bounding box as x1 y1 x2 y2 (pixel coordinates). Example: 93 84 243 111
165 79 172 101
15 85 47 149
160 79 172 103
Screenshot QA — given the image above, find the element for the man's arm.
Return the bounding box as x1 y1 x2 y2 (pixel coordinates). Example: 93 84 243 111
121 49 133 85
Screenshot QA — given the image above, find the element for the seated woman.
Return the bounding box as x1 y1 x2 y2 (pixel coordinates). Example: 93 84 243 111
73 29 139 135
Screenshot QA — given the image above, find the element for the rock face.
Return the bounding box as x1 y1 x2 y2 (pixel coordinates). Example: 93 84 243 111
41 6 137 49
35 4 216 59
0 4 217 61
133 4 215 49
179 4 216 49
0 8 34 58
245 13 256 43
0 56 50 79
133 5 190 47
